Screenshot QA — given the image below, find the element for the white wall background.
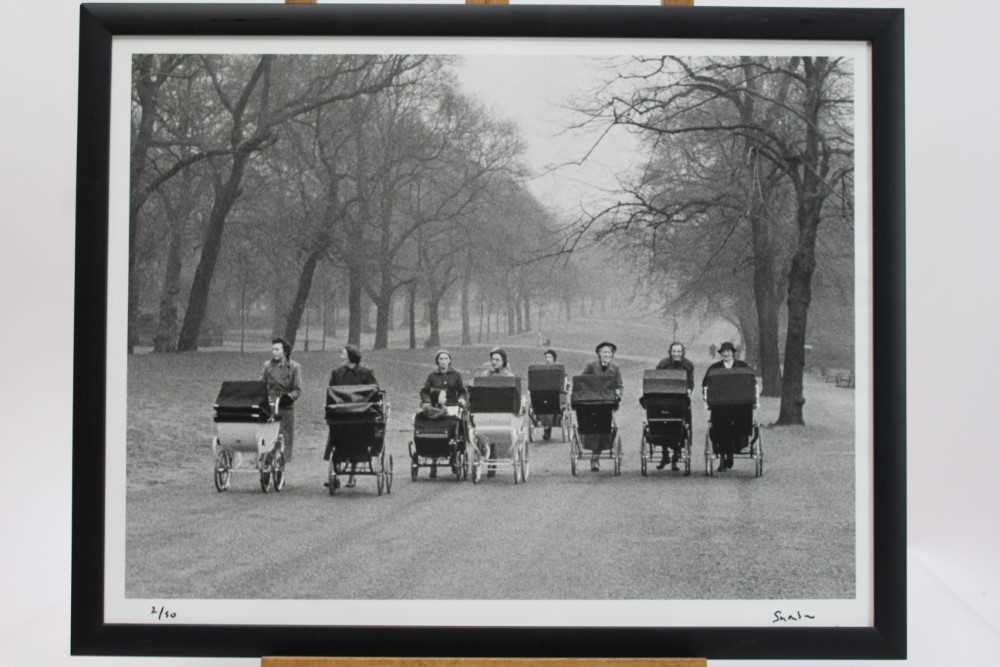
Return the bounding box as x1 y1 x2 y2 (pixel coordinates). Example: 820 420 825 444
0 0 996 665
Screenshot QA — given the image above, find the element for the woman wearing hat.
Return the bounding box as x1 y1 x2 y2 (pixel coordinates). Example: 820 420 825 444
324 344 379 487
581 341 624 471
701 341 752 471
261 337 302 462
654 341 695 470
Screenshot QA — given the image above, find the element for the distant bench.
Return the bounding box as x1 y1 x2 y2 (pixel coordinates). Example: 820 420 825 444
821 367 855 388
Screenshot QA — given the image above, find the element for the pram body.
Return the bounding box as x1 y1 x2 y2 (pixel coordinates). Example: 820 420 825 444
468 375 527 483
211 380 285 492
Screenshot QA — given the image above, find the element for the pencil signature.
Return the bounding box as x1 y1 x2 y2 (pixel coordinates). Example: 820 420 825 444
772 610 815 623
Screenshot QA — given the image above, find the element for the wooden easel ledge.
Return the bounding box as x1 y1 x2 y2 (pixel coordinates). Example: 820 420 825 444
264 660 706 667
284 1 694 4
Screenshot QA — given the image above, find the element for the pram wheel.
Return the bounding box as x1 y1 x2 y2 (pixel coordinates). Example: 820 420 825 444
613 433 623 476
753 427 764 478
386 454 394 493
327 459 339 496
570 432 578 476
259 469 271 493
213 447 232 492
271 451 285 492
640 433 648 477
521 442 530 482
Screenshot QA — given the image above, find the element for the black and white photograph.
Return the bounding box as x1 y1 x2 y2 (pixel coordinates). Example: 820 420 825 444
109 36 871 627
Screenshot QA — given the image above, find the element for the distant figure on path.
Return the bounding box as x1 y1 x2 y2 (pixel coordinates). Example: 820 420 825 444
261 337 302 462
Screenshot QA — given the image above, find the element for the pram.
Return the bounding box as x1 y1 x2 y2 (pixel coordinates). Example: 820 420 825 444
703 366 763 477
324 384 392 495
468 375 528 484
569 374 623 476
526 364 572 442
409 404 470 481
212 380 285 492
639 369 692 476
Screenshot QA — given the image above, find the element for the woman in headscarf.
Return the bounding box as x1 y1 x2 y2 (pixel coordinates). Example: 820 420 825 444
654 341 695 470
478 347 515 377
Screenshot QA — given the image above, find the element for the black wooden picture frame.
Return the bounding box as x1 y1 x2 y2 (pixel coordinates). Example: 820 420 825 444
73 3 906 659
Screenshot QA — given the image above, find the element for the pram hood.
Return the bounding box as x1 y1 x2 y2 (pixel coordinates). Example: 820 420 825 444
571 374 619 407
527 364 565 391
642 368 689 396
213 381 272 422
325 384 383 421
704 366 757 406
469 375 522 413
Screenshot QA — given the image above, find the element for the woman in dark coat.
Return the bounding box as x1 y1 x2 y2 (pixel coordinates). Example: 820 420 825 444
701 341 754 472
581 341 623 471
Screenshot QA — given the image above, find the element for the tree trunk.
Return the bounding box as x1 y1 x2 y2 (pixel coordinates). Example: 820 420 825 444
372 268 394 349
515 294 524 333
347 265 362 346
749 181 783 396
127 56 158 354
564 298 572 321
477 299 484 344
461 257 473 346
506 297 516 336
427 296 442 349
177 151 250 351
283 248 324 349
152 217 184 353
523 293 532 332
777 57 827 426
408 282 417 350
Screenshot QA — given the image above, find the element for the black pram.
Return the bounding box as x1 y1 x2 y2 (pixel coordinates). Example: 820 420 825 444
527 364 572 442
569 374 622 476
324 384 393 495
638 369 692 476
703 366 763 477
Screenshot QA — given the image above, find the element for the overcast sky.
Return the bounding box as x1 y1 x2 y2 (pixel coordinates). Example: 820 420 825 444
453 55 642 222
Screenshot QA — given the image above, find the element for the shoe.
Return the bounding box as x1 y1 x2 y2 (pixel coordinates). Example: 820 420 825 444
346 477 357 488
543 428 552 441
671 451 680 471
656 456 668 470
323 481 329 488
591 461 600 472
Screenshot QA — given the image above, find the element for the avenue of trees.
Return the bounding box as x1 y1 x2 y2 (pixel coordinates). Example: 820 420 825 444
575 56 855 424
128 54 590 356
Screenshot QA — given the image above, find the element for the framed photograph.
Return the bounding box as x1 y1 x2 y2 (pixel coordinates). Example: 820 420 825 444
73 2 906 660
